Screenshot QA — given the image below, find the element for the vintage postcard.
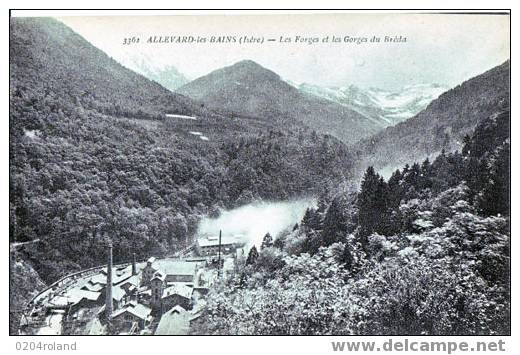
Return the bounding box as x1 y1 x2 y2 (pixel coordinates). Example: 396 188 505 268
9 10 510 340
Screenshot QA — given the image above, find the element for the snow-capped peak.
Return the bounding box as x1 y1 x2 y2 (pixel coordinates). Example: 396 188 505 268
296 82 450 127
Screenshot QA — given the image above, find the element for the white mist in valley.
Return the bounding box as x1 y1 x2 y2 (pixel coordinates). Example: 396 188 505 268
197 198 316 249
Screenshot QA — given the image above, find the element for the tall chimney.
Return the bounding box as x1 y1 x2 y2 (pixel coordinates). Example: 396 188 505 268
217 230 222 278
105 242 113 320
132 253 137 275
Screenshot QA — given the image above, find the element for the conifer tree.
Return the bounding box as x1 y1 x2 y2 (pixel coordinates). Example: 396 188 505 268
322 197 349 246
261 233 273 250
358 167 389 240
246 245 259 265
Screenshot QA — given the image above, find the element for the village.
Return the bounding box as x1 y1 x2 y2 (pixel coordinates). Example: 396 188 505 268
18 232 247 335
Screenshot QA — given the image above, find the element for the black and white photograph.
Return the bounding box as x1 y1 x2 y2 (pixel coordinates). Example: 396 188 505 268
8 9 511 340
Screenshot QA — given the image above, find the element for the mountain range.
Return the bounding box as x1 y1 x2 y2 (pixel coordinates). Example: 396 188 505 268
10 17 510 204
120 56 448 133
176 60 382 143
121 53 190 91
356 60 510 174
296 82 450 128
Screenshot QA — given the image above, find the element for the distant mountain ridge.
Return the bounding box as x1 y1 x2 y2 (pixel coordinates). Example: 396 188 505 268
296 83 450 128
177 60 382 143
121 54 190 91
356 60 510 173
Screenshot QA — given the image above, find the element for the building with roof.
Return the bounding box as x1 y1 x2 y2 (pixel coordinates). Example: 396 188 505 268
141 257 157 286
99 285 126 311
145 260 198 314
51 288 102 313
119 275 140 297
88 273 107 287
195 235 245 256
150 271 166 310
47 288 102 315
86 269 132 290
111 302 152 330
112 286 126 308
149 274 194 313
141 257 199 287
100 264 135 285
161 284 193 312
81 281 104 293
64 288 101 304
154 305 190 335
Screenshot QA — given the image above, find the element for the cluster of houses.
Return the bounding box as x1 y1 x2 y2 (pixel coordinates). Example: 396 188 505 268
23 232 248 335
36 255 206 334
104 256 208 333
105 234 247 333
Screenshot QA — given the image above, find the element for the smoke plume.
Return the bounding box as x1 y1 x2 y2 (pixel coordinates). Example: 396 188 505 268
197 198 316 248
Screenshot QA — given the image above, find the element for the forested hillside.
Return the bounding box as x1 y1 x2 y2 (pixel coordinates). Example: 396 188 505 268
9 255 46 334
10 17 207 121
9 17 355 286
356 60 510 172
201 109 510 335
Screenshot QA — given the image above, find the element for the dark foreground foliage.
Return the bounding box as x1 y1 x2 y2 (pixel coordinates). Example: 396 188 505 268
202 111 510 335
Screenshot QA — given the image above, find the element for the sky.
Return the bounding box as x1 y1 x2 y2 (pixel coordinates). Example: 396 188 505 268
58 13 510 90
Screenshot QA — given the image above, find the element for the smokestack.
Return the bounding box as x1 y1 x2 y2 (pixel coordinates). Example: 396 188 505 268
218 230 222 278
132 253 137 275
105 242 113 320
